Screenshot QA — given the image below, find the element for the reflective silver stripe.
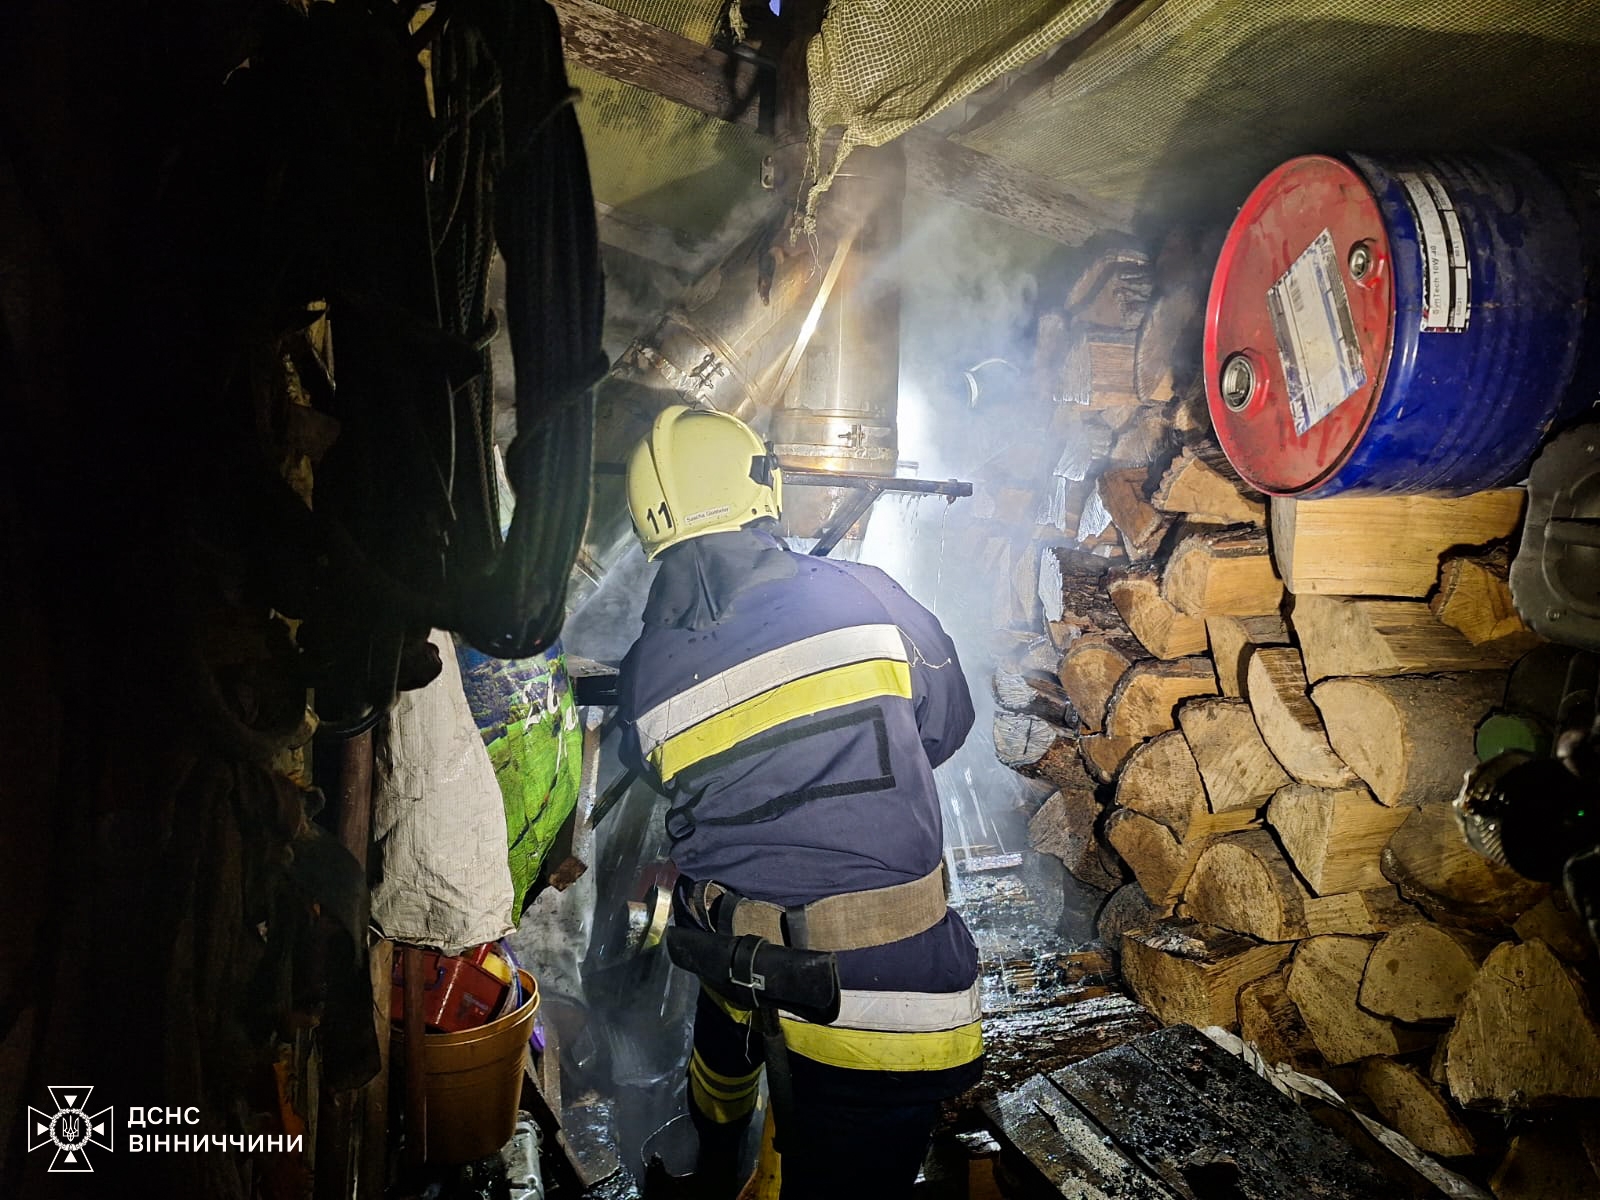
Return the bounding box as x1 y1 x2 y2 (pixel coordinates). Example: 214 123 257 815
635 623 908 758
784 981 982 1033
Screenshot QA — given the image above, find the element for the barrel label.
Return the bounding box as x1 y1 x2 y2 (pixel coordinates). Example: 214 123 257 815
1267 228 1368 437
1399 168 1471 332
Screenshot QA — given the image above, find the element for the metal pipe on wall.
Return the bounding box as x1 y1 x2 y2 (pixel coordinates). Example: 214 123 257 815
769 140 907 552
571 216 826 618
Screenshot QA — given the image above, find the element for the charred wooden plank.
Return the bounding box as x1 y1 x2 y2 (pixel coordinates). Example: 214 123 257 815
1052 1025 1402 1199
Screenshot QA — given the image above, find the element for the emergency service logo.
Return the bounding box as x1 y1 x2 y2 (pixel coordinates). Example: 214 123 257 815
27 1086 114 1172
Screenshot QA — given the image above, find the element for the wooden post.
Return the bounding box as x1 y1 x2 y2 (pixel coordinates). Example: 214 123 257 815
318 730 377 1200
403 946 428 1168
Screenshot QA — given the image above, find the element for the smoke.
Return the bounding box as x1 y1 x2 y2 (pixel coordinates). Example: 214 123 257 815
855 196 1103 939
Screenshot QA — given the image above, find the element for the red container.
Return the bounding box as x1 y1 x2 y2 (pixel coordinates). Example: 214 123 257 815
1205 151 1597 496
391 949 507 1033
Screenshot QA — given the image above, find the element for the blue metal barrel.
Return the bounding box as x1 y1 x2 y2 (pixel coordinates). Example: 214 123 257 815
1205 150 1599 497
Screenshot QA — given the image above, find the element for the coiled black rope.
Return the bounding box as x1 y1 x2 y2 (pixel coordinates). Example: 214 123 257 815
432 0 606 658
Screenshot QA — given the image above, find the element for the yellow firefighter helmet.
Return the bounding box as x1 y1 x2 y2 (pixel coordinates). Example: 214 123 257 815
625 405 783 560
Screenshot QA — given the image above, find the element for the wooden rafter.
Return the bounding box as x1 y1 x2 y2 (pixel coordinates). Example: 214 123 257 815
549 0 1130 242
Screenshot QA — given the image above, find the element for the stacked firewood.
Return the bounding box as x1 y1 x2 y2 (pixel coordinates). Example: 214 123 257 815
991 246 1600 1194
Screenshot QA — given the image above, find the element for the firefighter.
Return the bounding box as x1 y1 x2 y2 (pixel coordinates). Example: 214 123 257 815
615 405 982 1199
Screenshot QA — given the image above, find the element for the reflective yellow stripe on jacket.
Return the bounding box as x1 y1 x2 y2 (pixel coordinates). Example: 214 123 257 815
703 983 983 1073
635 623 913 785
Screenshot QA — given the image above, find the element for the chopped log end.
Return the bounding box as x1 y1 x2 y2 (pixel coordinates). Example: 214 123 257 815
1108 566 1209 659
1162 524 1283 617
1058 633 1147 734
1121 918 1291 1029
1151 446 1267 526
1356 923 1494 1023
1381 801 1547 928
1178 696 1291 813
1104 656 1218 740
1185 829 1312 943
1447 939 1600 1111
1287 935 1434 1065
1267 781 1406 895
1237 970 1322 1073
1357 1058 1479 1159
1029 789 1123 892
1313 673 1504 807
1206 612 1290 697
1098 882 1165 948
1244 646 1356 788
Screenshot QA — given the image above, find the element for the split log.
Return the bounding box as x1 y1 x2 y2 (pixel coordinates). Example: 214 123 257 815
1162 525 1283 617
1121 918 1291 1029
1097 882 1164 946
1097 468 1168 560
1184 830 1413 943
1206 612 1290 697
1132 283 1201 405
1037 546 1123 633
1184 829 1318 942
1065 247 1151 326
1446 939 1600 1110
983 536 1017 629
1075 485 1116 546
1029 789 1123 892
1057 633 1147 733
1298 886 1419 937
1357 1059 1479 1159
992 712 1086 795
1267 782 1409 894
1492 1123 1600 1200
1060 326 1139 407
1286 936 1434 1065
1270 489 1526 597
1290 595 1523 683
1513 892 1593 963
1245 647 1357 787
1313 673 1505 806
1381 801 1546 928
1177 697 1291 813
1047 405 1114 479
1103 807 1206 908
1357 923 1495 1023
1237 970 1322 1073
1107 407 1176 469
1103 657 1218 740
1045 474 1092 540
1077 732 1143 784
1107 565 1209 659
1432 544 1541 653
1009 538 1046 628
991 665 1071 723
1152 446 1266 526
1115 731 1257 842
1010 635 1062 678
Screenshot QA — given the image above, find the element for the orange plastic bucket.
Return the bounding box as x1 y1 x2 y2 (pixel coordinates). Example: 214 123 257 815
395 968 540 1164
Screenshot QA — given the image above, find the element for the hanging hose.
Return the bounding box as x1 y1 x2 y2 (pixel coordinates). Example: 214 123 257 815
432 0 608 659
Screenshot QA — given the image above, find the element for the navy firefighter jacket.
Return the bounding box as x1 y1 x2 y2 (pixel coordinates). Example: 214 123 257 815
617 527 982 1089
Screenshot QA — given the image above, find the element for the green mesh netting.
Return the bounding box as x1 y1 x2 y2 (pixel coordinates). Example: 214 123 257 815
569 1 766 236
802 0 1114 221
955 0 1600 225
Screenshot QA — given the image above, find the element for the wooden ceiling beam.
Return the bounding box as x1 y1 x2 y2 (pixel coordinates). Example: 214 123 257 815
549 0 1129 243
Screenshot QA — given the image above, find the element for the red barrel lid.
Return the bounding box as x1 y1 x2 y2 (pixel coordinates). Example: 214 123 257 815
1204 155 1396 495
